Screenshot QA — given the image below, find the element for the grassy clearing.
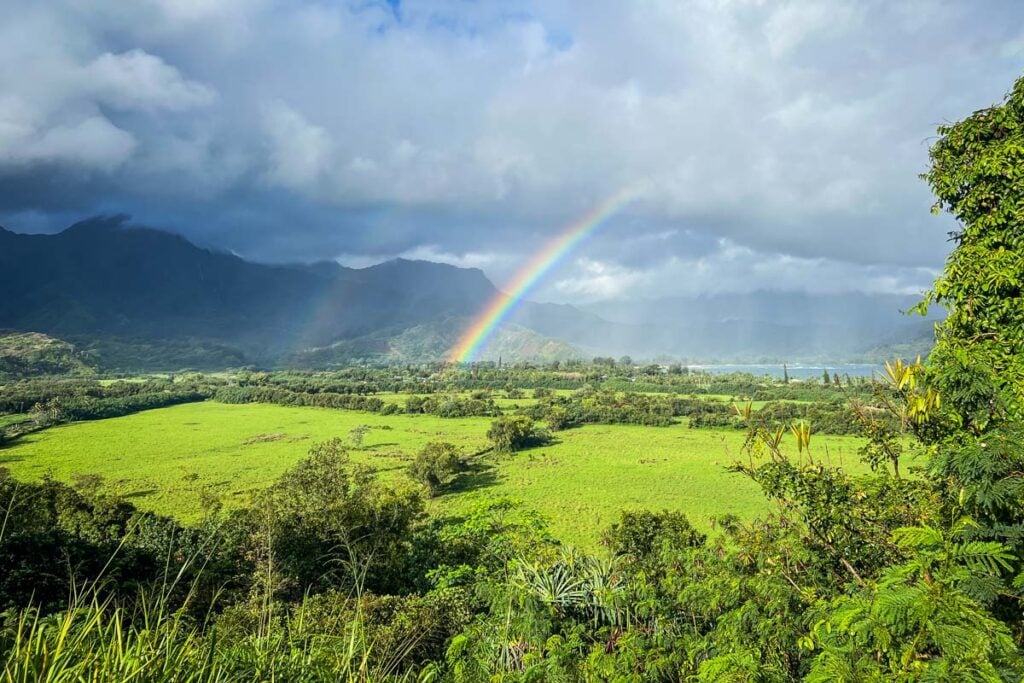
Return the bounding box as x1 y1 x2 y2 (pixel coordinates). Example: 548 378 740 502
0 403 491 521
442 423 871 547
0 402 879 548
0 413 29 429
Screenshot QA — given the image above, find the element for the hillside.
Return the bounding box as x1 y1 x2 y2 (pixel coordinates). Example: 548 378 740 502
0 218 576 368
288 318 579 366
0 331 96 379
0 218 937 368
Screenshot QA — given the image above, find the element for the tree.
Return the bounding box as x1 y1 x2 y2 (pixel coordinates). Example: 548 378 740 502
916 76 1024 557
921 75 1024 416
408 441 463 496
545 405 570 432
486 416 548 452
807 523 1022 680
602 509 705 570
348 424 370 449
29 397 65 427
253 439 425 596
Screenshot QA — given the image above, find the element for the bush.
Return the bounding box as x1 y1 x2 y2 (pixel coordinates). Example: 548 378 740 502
251 439 426 597
602 509 706 565
486 416 549 452
408 442 463 496
545 405 570 431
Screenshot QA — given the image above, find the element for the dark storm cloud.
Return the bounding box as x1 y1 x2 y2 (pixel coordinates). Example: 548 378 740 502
1 0 1022 301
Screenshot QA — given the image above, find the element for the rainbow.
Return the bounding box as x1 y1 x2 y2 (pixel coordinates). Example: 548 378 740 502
448 186 639 363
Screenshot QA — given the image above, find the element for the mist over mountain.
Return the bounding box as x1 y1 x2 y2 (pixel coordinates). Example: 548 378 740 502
572 292 940 361
0 218 935 369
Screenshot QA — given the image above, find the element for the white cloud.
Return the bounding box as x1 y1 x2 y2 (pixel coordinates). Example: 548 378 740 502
550 258 649 300
0 0 1020 297
261 101 331 192
541 239 940 303
0 12 214 175
337 245 507 273
84 50 215 112
3 115 136 170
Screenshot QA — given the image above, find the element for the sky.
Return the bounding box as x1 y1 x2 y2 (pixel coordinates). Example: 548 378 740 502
1 0 1022 303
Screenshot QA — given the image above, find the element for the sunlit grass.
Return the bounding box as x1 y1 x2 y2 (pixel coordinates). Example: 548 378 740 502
0 402 877 547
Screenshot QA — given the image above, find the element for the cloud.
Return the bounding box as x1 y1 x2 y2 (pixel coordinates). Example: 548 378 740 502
2 116 137 170
0 0 1021 300
546 240 941 303
85 50 215 112
261 101 331 192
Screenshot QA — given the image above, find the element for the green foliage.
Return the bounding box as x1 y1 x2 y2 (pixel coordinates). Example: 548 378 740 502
0 470 232 614
807 521 1024 681
1 596 229 682
408 442 463 496
349 424 371 448
251 438 426 597
602 509 705 570
486 416 550 453
521 390 678 428
922 75 1024 415
0 331 95 379
912 76 1024 604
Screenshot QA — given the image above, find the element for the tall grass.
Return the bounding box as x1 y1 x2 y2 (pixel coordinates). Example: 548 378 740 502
1 594 223 683
0 495 435 682
0 576 437 683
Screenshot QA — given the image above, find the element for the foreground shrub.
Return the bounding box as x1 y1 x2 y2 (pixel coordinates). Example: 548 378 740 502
247 438 426 598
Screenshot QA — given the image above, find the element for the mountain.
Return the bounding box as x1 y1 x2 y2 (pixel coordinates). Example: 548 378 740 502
0 217 576 368
0 217 324 350
288 318 579 367
0 217 937 369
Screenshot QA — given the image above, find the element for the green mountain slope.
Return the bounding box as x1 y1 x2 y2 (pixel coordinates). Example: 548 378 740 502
0 331 96 378
288 318 580 366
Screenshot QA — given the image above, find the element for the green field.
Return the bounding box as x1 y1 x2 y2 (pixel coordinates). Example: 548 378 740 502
0 401 875 547
0 414 29 429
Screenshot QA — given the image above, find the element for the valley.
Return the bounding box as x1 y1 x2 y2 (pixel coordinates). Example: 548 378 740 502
0 7 1018 678
1 398 872 547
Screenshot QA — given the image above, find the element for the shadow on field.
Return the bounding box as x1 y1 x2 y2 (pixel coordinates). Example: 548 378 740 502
0 454 25 464
445 460 499 495
123 488 159 499
0 432 32 451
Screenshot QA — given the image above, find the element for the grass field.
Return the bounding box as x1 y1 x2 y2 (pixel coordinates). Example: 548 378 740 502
0 401 876 547
0 414 29 429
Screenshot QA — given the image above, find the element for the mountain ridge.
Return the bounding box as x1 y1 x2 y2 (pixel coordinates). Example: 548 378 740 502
0 217 578 367
0 218 936 368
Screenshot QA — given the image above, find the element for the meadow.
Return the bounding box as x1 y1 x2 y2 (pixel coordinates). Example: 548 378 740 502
0 400 873 547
